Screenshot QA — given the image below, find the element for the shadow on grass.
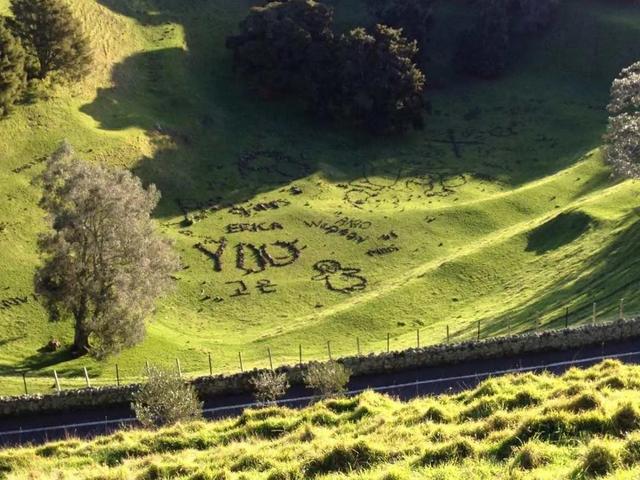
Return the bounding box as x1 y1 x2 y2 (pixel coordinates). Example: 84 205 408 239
456 214 640 340
78 0 640 221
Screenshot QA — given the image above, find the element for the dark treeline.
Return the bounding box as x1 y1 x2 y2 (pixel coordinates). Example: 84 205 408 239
0 0 91 116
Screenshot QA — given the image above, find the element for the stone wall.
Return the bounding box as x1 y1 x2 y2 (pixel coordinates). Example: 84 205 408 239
1 318 638 418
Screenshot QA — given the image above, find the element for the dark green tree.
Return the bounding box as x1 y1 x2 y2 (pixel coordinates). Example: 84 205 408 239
9 0 91 80
365 0 434 59
508 0 560 35
332 25 425 133
454 0 511 78
225 0 335 96
0 19 27 116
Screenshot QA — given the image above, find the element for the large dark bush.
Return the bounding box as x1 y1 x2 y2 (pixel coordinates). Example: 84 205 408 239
332 25 425 133
0 19 27 116
365 0 434 60
227 1 427 134
454 0 511 78
225 0 335 96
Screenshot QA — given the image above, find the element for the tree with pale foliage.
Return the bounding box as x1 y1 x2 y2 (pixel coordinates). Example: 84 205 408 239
133 366 202 428
35 143 180 358
251 370 289 405
604 62 640 179
303 361 351 398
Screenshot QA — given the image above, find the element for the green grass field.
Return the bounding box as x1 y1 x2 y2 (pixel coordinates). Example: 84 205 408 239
4 360 640 478
1 0 640 395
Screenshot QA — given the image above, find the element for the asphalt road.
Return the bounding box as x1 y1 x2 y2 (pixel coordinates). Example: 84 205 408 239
1 337 639 447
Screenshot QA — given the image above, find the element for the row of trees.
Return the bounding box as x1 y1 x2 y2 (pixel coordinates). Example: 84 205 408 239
0 0 91 116
226 0 425 134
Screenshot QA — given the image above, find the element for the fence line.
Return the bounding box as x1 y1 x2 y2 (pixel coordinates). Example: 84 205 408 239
3 298 638 397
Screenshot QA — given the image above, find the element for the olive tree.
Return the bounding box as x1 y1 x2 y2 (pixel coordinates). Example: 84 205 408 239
303 361 351 398
9 0 91 80
251 370 289 405
35 143 180 357
604 62 640 178
133 366 203 428
0 19 27 116
333 25 425 133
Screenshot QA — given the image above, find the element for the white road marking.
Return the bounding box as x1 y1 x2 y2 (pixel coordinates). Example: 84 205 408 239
1 348 639 438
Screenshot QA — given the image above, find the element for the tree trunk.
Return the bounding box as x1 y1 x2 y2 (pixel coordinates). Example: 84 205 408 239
72 317 91 356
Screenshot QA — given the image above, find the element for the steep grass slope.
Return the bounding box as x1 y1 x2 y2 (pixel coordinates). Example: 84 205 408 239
0 0 640 394
3 361 640 478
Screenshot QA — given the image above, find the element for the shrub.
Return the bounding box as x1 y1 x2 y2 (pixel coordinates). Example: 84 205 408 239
612 403 640 434
0 19 27 117
251 370 289 405
132 366 203 428
9 0 92 80
420 439 476 466
580 441 618 477
303 361 351 398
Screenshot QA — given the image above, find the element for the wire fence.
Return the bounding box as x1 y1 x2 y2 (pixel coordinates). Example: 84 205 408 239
2 297 637 397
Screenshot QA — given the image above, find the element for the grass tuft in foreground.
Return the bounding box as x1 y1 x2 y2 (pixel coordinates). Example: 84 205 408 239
4 360 640 478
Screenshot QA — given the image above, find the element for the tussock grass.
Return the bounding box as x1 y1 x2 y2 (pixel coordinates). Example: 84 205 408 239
3 362 640 478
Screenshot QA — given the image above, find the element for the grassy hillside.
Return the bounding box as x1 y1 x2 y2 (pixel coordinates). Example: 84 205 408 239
3 361 640 478
1 0 640 394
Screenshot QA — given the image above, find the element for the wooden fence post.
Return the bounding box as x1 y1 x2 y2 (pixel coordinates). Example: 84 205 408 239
22 372 27 395
238 352 244 372
115 364 120 386
565 307 569 328
477 321 481 341
356 337 361 356
268 348 273 371
592 302 597 324
208 353 213 376
417 329 420 348
83 367 91 388
327 341 332 360
53 370 61 393
620 298 625 320
446 325 450 343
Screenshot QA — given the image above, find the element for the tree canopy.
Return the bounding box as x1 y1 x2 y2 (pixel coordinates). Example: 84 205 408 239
225 0 334 95
605 62 640 178
9 0 91 80
0 19 27 116
35 143 180 357
333 25 425 133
